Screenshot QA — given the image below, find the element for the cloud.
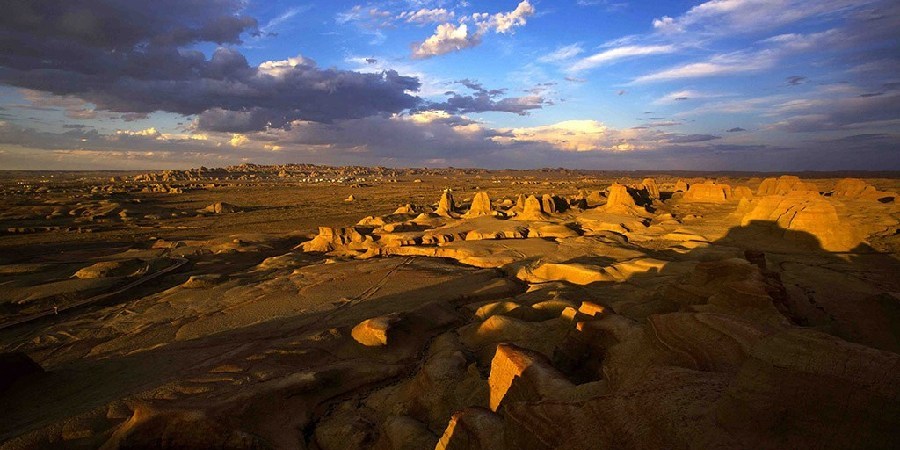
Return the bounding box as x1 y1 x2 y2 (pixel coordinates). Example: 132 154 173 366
577 1 629 12
412 23 481 59
0 2 421 133
411 1 535 58
654 89 726 104
259 6 312 35
768 89 900 132
632 49 779 83
336 5 393 28
489 0 536 33
664 133 720 143
399 8 455 24
538 44 584 63
491 120 636 152
786 75 808 85
726 127 747 132
423 79 547 115
567 45 676 72
650 0 882 36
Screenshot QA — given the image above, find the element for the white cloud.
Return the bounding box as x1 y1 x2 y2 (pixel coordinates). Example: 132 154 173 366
412 23 481 59
411 1 535 58
492 120 641 152
632 50 777 83
538 44 584 63
567 45 676 72
259 6 312 35
650 0 879 36
653 89 727 104
490 0 535 33
399 8 455 24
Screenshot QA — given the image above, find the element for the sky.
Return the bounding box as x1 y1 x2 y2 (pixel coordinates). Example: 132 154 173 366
0 0 898 171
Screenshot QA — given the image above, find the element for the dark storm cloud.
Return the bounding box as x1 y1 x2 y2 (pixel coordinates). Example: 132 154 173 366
426 94 547 115
0 0 421 132
455 79 507 97
422 80 547 115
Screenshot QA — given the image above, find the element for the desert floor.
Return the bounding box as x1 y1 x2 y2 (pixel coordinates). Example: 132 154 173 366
0 167 898 449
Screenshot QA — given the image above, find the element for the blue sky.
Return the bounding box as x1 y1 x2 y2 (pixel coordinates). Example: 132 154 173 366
0 0 898 170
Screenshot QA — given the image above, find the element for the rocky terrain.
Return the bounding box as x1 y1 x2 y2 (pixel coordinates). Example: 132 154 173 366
0 168 898 449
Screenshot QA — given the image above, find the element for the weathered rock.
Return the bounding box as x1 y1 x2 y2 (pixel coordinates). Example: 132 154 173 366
682 182 733 202
464 192 492 218
640 178 660 199
203 202 237 214
436 408 504 450
74 258 148 279
831 178 897 201
378 416 438 450
489 344 574 411
352 314 401 346
756 175 817 196
716 329 900 449
739 192 861 251
604 183 636 211
437 190 456 217
515 195 548 221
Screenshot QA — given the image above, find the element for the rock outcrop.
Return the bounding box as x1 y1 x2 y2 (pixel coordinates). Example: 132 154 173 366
464 192 493 218
682 182 733 202
515 195 549 221
738 192 860 251
604 183 637 212
640 178 660 199
437 190 457 217
831 178 897 201
757 175 817 196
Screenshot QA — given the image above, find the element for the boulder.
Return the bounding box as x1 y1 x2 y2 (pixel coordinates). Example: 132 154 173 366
351 314 401 346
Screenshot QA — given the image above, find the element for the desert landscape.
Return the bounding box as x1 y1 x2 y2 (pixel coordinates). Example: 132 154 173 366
0 167 898 449
3 0 899 448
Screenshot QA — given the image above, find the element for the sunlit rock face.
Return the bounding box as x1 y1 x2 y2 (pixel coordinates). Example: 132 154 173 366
463 191 493 218
737 191 861 251
682 181 733 203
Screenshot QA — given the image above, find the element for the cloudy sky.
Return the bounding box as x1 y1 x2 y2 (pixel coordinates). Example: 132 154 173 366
1 0 898 170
